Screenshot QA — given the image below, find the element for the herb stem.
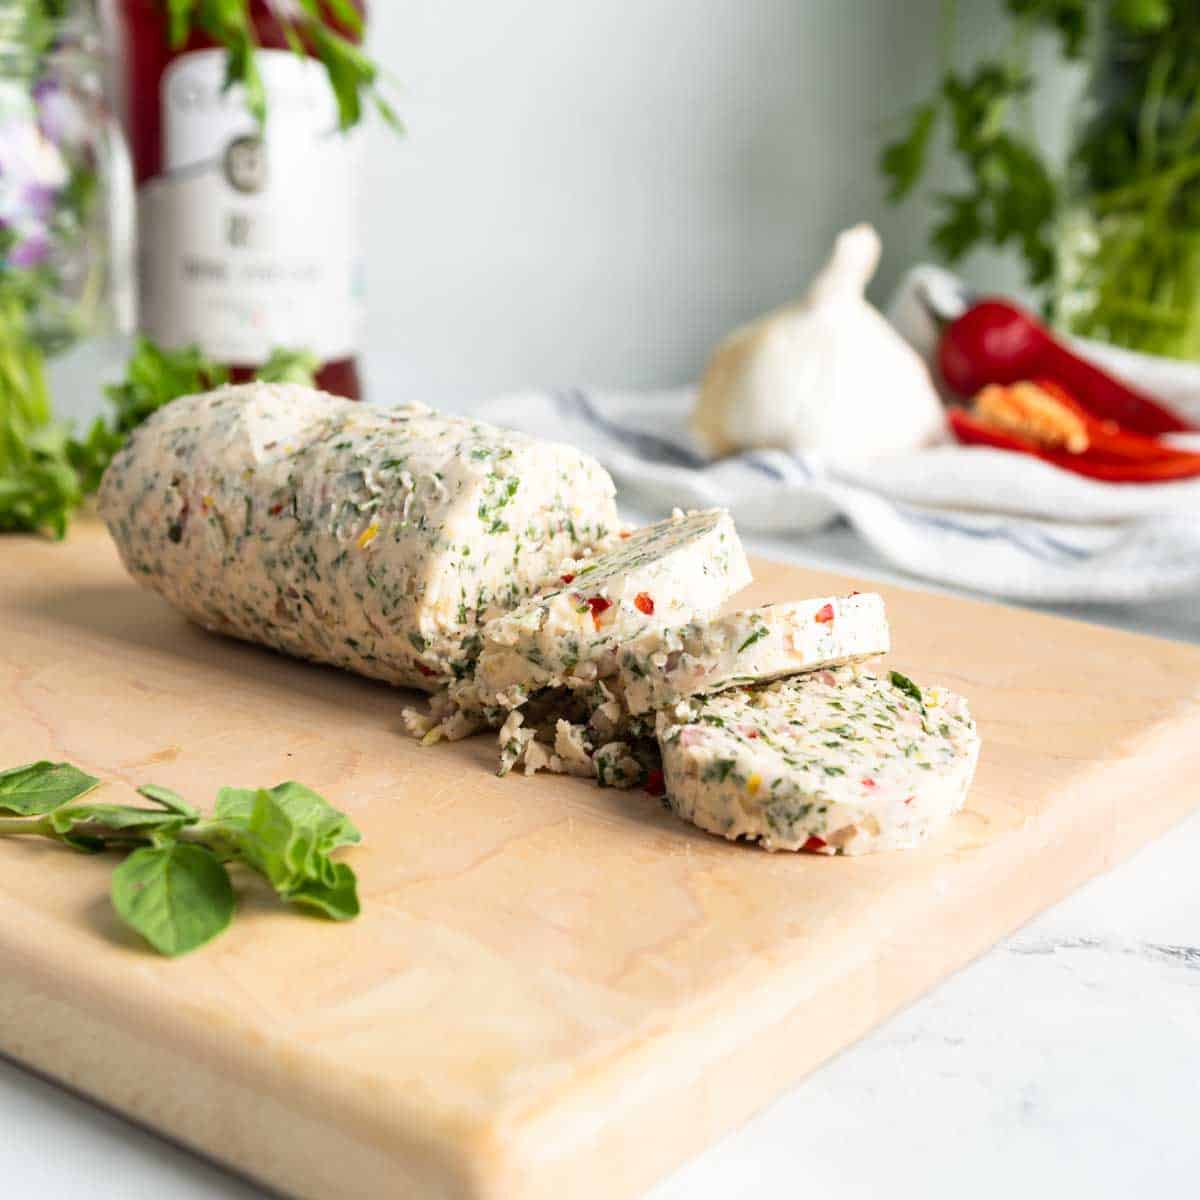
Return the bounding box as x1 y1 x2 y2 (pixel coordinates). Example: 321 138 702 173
0 815 52 837
938 0 958 75
1087 153 1200 213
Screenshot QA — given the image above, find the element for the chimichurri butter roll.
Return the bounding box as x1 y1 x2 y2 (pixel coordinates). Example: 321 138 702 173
657 666 980 854
98 383 619 690
472 507 753 709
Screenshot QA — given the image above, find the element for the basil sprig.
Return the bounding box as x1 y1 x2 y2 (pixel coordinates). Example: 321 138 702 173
0 761 362 956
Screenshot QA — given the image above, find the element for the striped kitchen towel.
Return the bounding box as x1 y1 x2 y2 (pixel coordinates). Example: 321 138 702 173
486 331 1200 605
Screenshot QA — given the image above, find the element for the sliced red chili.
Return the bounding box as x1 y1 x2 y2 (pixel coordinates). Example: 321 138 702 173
587 596 612 629
938 299 1192 434
862 777 876 789
417 663 436 677
814 603 834 624
268 503 284 516
560 573 575 584
645 768 666 797
802 836 827 852
948 408 1200 483
634 592 655 615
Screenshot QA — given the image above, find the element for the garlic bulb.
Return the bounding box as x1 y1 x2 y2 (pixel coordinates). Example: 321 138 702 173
692 225 945 460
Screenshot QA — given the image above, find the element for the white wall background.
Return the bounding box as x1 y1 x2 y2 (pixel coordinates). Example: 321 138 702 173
358 1 1081 403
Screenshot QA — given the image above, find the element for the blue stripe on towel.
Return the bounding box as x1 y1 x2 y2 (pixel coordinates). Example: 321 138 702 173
896 505 1095 563
555 389 708 469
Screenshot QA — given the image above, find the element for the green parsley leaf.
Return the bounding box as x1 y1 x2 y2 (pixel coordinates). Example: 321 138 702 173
256 347 322 386
889 670 924 707
880 102 938 201
103 337 230 437
736 627 769 654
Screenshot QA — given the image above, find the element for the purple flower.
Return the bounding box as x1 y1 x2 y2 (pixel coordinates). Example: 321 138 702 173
33 77 89 153
0 118 67 266
9 233 50 268
0 117 69 190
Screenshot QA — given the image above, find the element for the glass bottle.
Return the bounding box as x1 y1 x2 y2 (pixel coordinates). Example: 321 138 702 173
1 0 133 358
113 0 365 398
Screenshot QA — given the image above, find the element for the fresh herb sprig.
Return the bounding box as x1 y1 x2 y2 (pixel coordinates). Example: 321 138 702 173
880 0 1183 294
0 293 84 538
880 0 1087 286
0 760 362 957
162 0 400 131
0 337 318 540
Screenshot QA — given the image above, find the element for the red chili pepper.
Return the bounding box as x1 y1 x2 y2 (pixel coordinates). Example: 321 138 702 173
948 408 1200 483
417 663 436 677
939 300 1192 435
560 573 575 584
814 603 834 624
802 836 827 853
268 503 284 516
587 596 612 628
645 768 666 797
635 592 655 615
862 777 876 789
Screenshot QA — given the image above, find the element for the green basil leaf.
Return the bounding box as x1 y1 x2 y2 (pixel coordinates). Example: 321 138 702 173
0 761 101 815
287 862 360 922
48 804 190 841
137 783 199 819
265 781 361 852
111 844 235 957
218 781 359 853
218 782 360 900
214 784 257 824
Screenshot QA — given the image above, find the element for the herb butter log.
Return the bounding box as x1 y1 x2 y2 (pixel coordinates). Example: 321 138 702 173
471 508 752 709
619 593 890 714
98 384 618 690
657 667 980 854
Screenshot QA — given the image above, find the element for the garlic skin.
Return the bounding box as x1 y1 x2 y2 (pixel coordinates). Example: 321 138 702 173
692 225 946 461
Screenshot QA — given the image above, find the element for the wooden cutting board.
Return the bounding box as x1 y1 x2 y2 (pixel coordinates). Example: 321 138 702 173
3 520 1199 1200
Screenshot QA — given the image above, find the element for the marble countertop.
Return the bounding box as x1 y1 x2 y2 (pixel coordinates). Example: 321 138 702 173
4 363 1199 1198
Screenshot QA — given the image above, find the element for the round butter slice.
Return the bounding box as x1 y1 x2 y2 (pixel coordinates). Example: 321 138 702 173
657 666 980 855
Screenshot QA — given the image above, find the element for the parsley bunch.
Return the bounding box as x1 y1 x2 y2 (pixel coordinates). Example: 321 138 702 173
881 0 1185 295
0 337 317 539
0 761 362 957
